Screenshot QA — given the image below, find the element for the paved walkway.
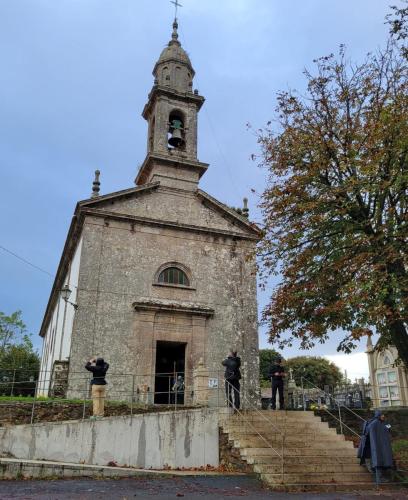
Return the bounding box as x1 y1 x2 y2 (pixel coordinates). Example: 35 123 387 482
1 476 407 499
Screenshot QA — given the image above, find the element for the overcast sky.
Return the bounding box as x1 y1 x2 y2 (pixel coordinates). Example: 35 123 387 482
0 0 402 379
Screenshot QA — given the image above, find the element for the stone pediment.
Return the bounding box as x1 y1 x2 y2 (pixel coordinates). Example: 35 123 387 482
78 182 160 209
77 183 260 239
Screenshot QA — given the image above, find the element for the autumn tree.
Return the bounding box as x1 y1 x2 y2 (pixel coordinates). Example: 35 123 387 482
285 356 343 390
257 24 408 364
388 1 408 59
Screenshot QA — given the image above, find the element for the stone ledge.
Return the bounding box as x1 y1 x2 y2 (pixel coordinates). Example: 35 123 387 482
133 297 214 317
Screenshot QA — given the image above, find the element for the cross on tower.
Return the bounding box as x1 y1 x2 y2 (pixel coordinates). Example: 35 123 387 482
170 0 183 19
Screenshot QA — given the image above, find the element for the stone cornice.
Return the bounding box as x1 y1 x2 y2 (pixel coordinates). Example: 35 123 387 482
133 298 214 317
135 153 208 186
78 182 160 207
80 208 259 241
142 85 205 119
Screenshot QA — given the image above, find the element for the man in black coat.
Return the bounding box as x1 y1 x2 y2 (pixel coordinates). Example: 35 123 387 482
357 409 394 484
85 357 109 417
222 350 241 410
268 357 285 410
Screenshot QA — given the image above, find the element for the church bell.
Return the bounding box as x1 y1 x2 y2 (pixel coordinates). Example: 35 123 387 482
168 119 185 148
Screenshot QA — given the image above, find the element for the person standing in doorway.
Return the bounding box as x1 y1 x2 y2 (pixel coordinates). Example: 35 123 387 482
85 357 109 417
269 357 285 410
171 374 185 405
222 350 241 410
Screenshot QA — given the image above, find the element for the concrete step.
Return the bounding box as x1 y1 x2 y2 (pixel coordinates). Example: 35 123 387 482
230 411 318 420
232 437 351 449
226 432 346 444
260 471 373 485
223 425 332 435
253 463 366 474
0 458 233 480
224 421 330 431
239 436 356 456
245 454 360 465
240 447 356 457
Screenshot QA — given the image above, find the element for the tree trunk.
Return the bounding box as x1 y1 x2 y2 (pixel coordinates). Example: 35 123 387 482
385 259 408 367
388 319 408 369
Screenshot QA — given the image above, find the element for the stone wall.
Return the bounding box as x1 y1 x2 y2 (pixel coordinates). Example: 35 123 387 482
67 196 259 406
0 408 221 469
218 429 253 473
314 408 408 439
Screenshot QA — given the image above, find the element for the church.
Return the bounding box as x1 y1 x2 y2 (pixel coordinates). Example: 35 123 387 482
37 18 260 405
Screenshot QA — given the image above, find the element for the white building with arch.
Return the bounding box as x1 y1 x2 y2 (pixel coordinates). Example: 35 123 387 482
366 336 408 407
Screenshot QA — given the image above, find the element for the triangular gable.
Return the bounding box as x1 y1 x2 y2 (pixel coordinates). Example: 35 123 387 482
77 183 260 239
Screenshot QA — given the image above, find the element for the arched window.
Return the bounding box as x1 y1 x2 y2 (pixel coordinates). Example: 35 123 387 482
375 350 399 407
158 267 189 286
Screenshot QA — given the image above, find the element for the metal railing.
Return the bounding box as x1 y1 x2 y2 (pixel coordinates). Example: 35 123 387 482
223 379 285 478
298 376 377 445
0 368 253 421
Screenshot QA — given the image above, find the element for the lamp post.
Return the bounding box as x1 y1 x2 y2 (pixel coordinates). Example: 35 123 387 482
61 284 78 309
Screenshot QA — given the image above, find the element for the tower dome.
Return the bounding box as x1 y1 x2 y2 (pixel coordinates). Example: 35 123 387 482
153 20 194 93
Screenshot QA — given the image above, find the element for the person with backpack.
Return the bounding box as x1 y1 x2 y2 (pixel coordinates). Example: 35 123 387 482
222 350 241 410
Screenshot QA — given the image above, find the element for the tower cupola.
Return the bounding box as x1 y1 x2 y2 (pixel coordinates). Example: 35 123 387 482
135 19 208 190
153 20 194 93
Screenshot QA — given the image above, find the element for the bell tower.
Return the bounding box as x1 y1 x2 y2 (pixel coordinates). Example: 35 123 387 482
135 19 209 190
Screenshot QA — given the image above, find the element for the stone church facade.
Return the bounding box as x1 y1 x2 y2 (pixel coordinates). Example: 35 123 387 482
38 20 260 405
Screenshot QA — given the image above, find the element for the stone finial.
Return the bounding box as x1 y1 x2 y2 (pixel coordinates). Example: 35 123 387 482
242 197 249 218
91 170 101 198
170 19 180 45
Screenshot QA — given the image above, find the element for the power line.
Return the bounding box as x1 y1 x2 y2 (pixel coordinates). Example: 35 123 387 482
0 244 53 278
177 23 248 204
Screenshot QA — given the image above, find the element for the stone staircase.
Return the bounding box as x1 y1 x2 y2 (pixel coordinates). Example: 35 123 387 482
221 410 380 491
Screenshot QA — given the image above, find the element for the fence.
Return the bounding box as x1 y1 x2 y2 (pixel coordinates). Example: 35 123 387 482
0 368 260 424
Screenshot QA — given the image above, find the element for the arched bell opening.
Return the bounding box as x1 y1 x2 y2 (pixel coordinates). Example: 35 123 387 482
168 110 186 150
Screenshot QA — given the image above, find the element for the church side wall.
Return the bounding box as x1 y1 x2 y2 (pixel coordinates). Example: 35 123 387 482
67 215 259 405
37 237 83 396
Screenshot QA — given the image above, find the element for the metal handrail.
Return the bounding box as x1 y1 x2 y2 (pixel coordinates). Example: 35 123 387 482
224 379 285 478
300 376 366 422
301 391 361 438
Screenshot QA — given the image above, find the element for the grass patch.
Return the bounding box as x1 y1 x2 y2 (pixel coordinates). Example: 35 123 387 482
0 396 86 404
0 396 150 408
392 439 408 455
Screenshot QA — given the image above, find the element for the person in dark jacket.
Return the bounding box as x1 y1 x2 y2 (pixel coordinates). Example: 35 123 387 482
357 409 394 484
222 350 241 410
268 357 285 410
85 357 109 417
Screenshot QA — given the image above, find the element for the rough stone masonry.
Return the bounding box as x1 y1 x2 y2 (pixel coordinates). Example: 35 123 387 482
38 19 260 407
